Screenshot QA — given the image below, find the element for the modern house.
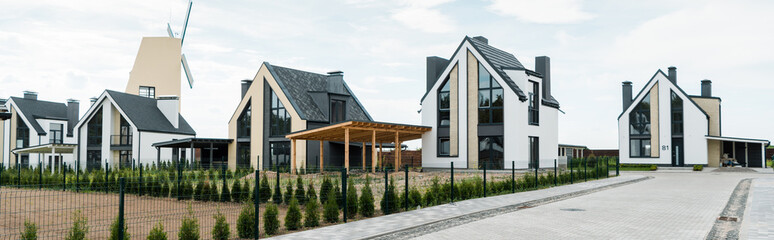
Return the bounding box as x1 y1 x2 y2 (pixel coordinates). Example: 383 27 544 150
420 36 561 170
227 62 374 171
558 144 587 162
618 67 770 167
74 90 196 170
1 92 79 169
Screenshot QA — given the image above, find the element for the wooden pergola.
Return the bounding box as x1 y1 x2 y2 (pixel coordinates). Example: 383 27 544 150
285 121 431 173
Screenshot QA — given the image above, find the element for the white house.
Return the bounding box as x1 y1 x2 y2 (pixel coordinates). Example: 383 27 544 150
74 90 196 170
420 36 560 170
618 67 770 167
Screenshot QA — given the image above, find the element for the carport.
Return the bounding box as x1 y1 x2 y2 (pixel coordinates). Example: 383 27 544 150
11 143 76 171
706 136 770 168
152 138 232 169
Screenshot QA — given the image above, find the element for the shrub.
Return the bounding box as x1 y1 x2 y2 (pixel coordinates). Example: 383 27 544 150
203 181 214 202
272 179 283 204
179 206 200 240
230 180 242 203
21 219 37 240
259 173 272 203
209 181 219 202
182 179 194 200
160 180 170 198
241 179 251 202
346 180 358 219
147 221 167 240
284 181 294 205
320 177 333 204
295 176 307 205
359 176 375 217
170 179 178 198
333 180 342 208
408 187 422 208
220 179 230 202
693 165 703 171
306 181 318 203
323 190 340 223
194 180 205 201
285 198 303 230
236 204 255 238
211 210 230 240
380 178 399 215
304 197 320 228
263 203 280 235
108 216 130 240
650 165 658 171
65 210 89 240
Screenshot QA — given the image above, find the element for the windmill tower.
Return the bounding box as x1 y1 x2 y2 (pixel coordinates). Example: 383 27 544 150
125 1 194 104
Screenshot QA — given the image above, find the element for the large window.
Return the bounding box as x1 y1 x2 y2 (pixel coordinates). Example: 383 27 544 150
16 115 29 148
139 86 155 98
478 136 504 169
237 142 250 168
87 109 102 146
438 76 451 127
478 63 503 124
237 102 251 138
528 81 539 125
438 137 450 156
119 150 132 169
49 123 63 144
270 142 291 172
119 116 132 145
86 150 101 170
629 92 651 157
330 99 346 123
671 91 683 136
270 90 291 137
529 136 539 169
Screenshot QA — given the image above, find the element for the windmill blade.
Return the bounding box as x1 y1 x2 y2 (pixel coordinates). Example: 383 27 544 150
182 54 194 88
166 23 174 38
180 0 193 46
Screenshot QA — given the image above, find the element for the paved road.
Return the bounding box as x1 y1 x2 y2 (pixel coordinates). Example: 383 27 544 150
416 171 774 240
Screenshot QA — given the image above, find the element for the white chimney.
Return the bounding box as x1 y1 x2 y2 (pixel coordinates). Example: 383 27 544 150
157 95 179 128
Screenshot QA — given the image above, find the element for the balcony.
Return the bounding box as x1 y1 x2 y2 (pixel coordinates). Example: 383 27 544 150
110 135 133 150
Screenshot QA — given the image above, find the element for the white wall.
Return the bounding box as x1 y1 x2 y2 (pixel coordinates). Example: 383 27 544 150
137 131 194 166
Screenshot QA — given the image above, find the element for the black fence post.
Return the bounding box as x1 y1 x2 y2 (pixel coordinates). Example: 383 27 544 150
221 165 227 202
554 159 557 186
254 170 259 240
511 161 515 193
39 164 43 190
139 163 144 196
63 166 66 191
404 165 408 211
616 157 620 176
342 167 348 223
118 177 126 240
534 163 538 189
483 162 487 197
450 162 454 203
105 162 110 193
76 162 80 193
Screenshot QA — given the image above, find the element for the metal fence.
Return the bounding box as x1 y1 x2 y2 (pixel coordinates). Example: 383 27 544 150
0 156 619 239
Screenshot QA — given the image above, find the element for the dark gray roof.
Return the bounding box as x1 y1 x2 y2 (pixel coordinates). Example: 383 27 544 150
265 63 373 122
105 90 196 135
10 97 68 135
467 37 528 101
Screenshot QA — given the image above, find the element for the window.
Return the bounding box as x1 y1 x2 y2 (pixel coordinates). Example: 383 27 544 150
87 150 101 170
529 137 539 169
479 136 504 169
87 109 103 146
16 115 29 148
629 92 651 157
49 123 63 144
270 90 291 136
671 91 683 136
330 99 346 123
119 116 132 145
528 81 539 125
237 142 250 168
270 142 291 172
119 150 132 169
237 102 251 138
478 63 503 124
139 86 155 98
438 76 451 127
438 138 450 156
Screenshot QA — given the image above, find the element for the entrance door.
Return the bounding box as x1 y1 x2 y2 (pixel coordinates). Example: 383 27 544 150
478 136 504 170
735 142 747 167
671 138 684 166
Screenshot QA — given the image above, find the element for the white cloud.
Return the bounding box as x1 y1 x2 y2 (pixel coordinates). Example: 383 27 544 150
391 0 456 33
487 0 594 24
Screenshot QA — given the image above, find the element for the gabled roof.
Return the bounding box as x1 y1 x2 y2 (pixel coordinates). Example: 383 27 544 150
9 97 68 135
618 70 709 120
105 90 196 135
264 63 373 123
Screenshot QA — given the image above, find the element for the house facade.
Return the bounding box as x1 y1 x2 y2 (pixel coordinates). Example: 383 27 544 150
618 67 770 167
227 62 373 171
74 90 196 170
420 36 560 170
1 92 79 169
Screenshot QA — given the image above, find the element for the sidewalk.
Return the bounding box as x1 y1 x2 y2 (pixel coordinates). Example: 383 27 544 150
741 178 774 239
267 175 648 240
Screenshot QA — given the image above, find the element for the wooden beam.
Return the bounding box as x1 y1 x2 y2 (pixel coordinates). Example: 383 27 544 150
394 131 400 170
319 140 324 173
362 142 366 171
291 139 297 174
371 130 376 173
345 128 350 172
379 143 383 169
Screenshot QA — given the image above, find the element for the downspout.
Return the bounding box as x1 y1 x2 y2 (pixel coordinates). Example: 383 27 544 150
137 131 141 167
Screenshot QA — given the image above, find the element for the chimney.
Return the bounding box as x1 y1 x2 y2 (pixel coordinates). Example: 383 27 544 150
667 66 677 84
701 80 712 97
535 56 551 99
89 97 98 106
66 99 79 137
157 96 179 128
622 81 633 111
426 56 450 92
326 71 346 94
472 36 488 44
240 79 253 99
23 91 38 100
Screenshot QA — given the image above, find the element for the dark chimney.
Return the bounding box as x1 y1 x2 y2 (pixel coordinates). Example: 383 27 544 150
240 79 253 99
426 56 449 92
535 56 551 99
326 71 346 94
701 80 712 97
23 91 37 100
667 66 677 84
472 36 488 44
89 97 98 106
622 81 633 111
66 99 79 137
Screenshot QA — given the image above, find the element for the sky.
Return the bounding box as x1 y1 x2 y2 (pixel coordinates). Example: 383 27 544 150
1 0 773 149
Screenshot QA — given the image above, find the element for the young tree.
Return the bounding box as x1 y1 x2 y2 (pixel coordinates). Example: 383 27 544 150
230 180 242 203
284 198 303 230
263 203 280 235
320 177 332 204
65 210 89 240
294 176 306 205
236 204 255 239
359 175 375 217
323 190 339 223
346 180 358 219
259 173 272 203
147 221 168 240
20 219 38 240
284 181 294 205
304 197 320 228
306 181 318 203
179 206 200 240
211 209 230 240
108 216 130 240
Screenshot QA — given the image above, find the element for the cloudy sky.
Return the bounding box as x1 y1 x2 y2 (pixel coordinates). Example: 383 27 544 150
1 0 772 149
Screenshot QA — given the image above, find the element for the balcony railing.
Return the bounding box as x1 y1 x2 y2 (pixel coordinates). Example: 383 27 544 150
110 134 133 147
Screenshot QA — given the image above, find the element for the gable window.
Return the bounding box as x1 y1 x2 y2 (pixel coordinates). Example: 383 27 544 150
671 91 683 136
528 81 539 125
49 123 63 144
139 86 155 99
438 137 450 156
330 99 346 123
16 115 29 148
478 63 503 124
438 76 451 127
629 92 651 157
87 109 103 146
270 90 291 137
237 101 251 138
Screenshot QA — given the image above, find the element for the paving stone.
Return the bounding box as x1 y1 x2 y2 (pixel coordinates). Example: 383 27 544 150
741 178 774 240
